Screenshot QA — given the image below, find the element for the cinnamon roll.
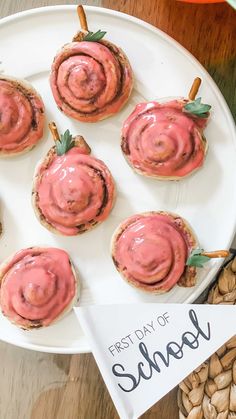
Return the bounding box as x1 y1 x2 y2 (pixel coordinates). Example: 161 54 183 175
32 132 115 236
0 247 79 329
111 212 198 294
0 75 45 156
50 6 133 122
121 99 209 180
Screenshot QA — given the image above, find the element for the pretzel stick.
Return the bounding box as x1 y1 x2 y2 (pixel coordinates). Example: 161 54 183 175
201 250 230 259
48 122 60 142
77 5 88 31
188 77 202 101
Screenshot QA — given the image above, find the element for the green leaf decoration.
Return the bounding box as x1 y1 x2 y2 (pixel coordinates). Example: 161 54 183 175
83 30 106 42
184 97 211 118
186 248 210 268
55 129 75 156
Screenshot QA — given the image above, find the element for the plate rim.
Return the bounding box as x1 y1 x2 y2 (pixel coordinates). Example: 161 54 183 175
0 4 236 354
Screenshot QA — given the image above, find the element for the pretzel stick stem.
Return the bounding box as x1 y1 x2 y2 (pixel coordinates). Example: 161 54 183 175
77 5 88 31
201 250 230 259
48 122 60 142
188 77 202 101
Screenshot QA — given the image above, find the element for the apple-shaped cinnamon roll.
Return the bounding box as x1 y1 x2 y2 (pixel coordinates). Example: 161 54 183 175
111 211 198 294
0 75 45 156
0 247 79 329
121 78 211 179
32 122 115 235
50 5 133 122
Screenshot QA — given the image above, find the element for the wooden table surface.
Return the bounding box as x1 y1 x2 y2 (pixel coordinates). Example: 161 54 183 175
0 1 235 419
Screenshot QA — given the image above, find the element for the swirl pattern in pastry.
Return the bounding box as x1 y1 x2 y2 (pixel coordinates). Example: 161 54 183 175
0 76 44 156
50 40 133 122
111 212 197 293
121 100 208 179
0 247 78 329
32 138 115 235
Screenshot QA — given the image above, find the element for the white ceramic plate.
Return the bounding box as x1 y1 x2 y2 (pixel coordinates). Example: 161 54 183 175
0 5 236 354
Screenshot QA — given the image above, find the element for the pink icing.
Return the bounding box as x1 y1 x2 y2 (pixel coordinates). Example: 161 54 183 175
113 213 194 293
36 147 115 235
0 78 44 154
0 248 76 327
50 41 133 122
122 100 208 178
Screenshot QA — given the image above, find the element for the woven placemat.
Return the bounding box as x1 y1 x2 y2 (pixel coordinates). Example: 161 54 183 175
178 256 236 419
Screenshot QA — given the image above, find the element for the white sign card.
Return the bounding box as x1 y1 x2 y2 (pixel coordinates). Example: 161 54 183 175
74 304 236 419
